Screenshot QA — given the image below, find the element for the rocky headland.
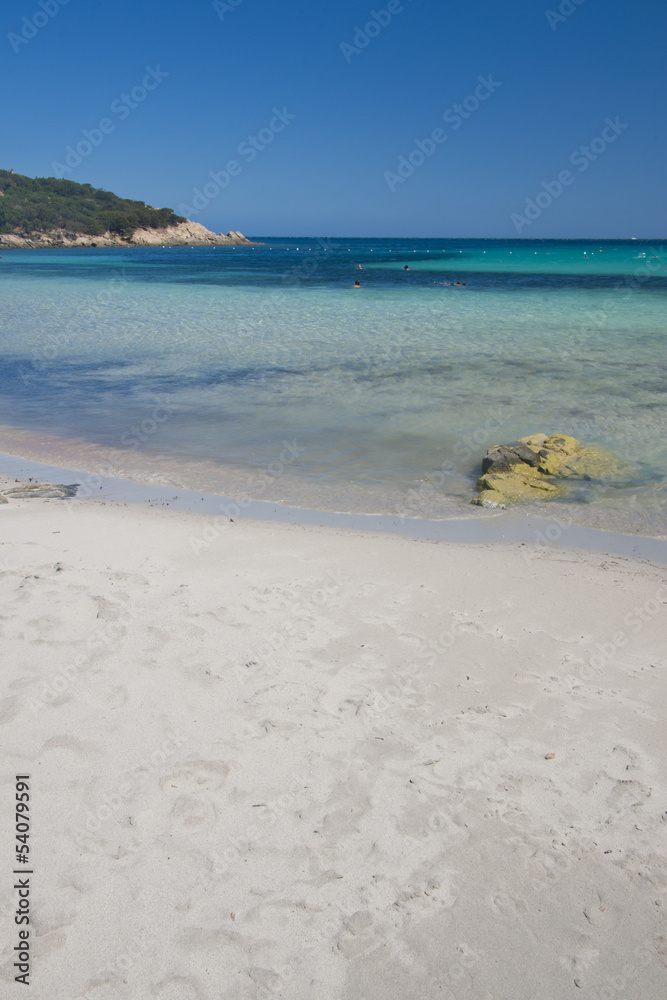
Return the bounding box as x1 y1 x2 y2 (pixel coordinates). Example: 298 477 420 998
0 221 258 249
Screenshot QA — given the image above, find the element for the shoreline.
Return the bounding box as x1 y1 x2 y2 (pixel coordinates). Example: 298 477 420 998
0 220 260 249
2 449 667 564
2 239 665 547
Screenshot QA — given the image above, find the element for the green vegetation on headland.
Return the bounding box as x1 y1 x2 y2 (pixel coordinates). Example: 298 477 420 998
0 169 185 238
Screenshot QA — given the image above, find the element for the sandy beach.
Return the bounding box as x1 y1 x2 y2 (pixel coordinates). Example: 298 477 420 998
1 483 665 999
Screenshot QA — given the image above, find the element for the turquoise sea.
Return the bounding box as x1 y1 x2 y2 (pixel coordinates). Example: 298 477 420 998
0 238 665 536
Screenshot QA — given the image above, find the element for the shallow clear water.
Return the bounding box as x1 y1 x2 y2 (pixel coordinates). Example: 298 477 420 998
0 237 665 534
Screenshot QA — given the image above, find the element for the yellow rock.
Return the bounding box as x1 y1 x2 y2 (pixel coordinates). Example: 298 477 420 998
471 490 506 508
476 470 558 501
534 434 580 475
543 433 578 455
568 443 626 479
472 433 627 507
538 451 570 475
518 432 548 448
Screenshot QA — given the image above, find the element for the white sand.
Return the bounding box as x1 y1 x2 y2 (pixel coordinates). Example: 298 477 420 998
1 492 665 999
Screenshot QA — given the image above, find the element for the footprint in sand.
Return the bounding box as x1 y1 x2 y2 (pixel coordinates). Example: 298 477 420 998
92 595 127 621
607 743 639 778
160 760 231 793
170 794 217 828
0 695 20 724
149 976 205 1000
41 734 100 755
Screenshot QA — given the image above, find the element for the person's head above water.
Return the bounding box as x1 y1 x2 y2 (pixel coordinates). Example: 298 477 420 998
404 265 409 270
354 280 361 287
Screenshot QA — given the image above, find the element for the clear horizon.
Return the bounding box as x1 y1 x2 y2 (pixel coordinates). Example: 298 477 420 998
2 0 665 238
245 235 664 241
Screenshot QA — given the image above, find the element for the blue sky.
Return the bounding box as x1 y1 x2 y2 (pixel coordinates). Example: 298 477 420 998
1 0 665 237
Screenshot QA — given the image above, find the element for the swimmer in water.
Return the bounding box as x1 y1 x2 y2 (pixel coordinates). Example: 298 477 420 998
354 280 361 288
404 265 409 271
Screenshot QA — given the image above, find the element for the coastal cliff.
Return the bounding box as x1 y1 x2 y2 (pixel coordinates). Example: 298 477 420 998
0 221 256 248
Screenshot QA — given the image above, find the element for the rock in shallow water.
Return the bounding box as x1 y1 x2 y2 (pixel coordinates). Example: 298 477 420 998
2 482 79 500
472 434 622 507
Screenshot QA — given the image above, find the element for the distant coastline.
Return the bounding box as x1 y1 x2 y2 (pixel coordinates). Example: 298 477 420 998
0 169 260 248
0 220 259 249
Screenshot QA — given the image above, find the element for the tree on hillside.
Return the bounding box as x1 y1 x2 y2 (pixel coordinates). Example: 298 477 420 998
0 169 185 236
